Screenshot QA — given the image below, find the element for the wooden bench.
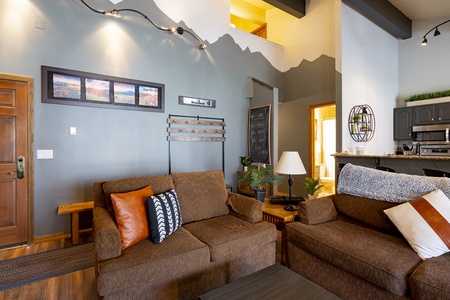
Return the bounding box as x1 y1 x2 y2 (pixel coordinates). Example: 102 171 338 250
57 201 94 245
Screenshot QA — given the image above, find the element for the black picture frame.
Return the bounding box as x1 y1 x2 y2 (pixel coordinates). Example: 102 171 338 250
178 96 216 108
41 66 164 113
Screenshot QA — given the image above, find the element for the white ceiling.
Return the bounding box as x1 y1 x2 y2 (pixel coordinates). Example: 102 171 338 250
384 0 450 21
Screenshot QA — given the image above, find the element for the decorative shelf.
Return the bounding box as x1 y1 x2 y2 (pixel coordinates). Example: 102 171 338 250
348 105 375 142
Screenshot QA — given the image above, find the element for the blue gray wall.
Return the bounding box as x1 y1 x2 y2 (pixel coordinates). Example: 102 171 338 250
1 0 282 236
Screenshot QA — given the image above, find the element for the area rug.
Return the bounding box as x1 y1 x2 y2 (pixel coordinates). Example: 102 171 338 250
0 242 94 291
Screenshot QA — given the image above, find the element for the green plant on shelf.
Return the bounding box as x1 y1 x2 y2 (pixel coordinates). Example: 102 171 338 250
353 114 362 122
404 89 450 102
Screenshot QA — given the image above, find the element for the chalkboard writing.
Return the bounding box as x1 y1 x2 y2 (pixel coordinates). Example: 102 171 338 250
248 105 271 165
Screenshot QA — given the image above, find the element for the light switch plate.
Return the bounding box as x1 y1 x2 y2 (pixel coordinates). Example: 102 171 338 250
69 127 77 136
37 150 53 159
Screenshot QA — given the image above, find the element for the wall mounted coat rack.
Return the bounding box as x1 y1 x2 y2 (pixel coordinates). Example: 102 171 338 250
167 114 226 174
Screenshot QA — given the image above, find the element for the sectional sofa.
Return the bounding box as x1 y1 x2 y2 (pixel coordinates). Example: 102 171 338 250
285 164 450 299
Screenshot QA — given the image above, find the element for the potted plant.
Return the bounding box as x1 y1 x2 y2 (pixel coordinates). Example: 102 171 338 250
240 155 251 171
304 177 323 200
353 114 362 122
238 165 284 202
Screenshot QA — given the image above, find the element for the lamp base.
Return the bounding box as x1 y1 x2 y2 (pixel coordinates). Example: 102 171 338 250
284 204 297 211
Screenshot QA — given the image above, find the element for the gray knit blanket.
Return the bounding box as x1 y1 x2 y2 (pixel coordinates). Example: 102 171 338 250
337 164 450 203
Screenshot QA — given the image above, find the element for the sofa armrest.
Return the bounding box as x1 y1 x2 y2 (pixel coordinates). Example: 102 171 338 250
298 196 337 225
226 193 263 223
93 206 122 261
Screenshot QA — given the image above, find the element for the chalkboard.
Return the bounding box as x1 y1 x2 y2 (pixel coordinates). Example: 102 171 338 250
248 105 271 165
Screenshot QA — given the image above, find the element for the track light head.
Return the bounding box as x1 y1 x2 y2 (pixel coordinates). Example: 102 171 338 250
421 37 428 46
104 9 121 18
434 27 441 37
176 27 184 35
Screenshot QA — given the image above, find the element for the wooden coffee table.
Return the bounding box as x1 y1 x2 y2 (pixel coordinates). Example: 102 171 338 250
199 263 340 300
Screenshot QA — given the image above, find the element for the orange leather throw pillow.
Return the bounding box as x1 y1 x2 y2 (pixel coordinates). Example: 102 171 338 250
111 185 154 250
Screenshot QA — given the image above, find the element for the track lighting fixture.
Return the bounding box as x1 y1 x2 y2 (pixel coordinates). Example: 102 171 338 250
434 28 441 37
80 0 206 50
421 19 450 46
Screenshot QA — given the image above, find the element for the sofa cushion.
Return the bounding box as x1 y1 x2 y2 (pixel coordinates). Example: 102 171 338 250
183 215 276 262
384 189 450 260
111 185 154 250
285 220 422 296
147 189 182 244
410 252 450 300
101 175 175 218
334 194 400 235
171 170 229 224
96 227 210 296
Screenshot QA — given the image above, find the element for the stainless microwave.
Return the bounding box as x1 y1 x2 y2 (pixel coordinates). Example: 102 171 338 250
412 125 450 144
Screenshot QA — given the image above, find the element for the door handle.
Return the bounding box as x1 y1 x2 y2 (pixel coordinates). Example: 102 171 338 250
17 156 25 179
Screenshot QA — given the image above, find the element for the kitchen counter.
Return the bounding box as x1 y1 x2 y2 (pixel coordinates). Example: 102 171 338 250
333 153 450 176
332 153 450 160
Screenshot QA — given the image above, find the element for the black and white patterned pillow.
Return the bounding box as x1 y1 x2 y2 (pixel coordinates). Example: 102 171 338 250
147 189 182 244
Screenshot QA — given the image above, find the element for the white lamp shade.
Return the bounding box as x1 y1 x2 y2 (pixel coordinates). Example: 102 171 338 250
274 151 306 175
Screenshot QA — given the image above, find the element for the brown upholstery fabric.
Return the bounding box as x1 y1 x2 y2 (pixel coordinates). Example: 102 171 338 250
102 263 227 300
226 193 263 223
93 207 122 261
410 252 450 300
94 182 107 209
111 185 154 250
285 221 422 296
286 242 410 300
171 170 229 224
183 215 276 262
100 175 175 218
334 194 401 235
97 227 209 296
298 196 337 225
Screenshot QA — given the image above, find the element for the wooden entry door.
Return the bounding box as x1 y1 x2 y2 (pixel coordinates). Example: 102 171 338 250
0 74 33 247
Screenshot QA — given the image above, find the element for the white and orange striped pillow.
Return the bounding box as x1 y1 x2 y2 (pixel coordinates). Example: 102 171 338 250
384 189 450 260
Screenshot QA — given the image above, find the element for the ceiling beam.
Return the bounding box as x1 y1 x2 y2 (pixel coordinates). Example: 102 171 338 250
263 0 305 19
342 0 412 39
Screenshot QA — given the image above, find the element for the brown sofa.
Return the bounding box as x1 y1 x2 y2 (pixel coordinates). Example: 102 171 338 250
93 170 276 299
285 165 450 300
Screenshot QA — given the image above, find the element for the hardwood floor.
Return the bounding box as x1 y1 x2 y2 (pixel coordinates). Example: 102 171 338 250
0 233 282 299
0 237 97 300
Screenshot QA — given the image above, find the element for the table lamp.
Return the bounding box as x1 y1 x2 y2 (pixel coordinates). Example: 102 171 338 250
274 151 306 211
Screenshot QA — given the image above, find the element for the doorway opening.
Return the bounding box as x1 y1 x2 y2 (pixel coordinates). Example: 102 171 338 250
310 103 336 196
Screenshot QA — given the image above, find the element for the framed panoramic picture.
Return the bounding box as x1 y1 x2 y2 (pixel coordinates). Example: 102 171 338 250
41 66 165 112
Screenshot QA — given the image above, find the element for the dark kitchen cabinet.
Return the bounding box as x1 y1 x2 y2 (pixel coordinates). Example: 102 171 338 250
437 102 450 123
413 104 436 125
394 107 412 140
413 103 450 125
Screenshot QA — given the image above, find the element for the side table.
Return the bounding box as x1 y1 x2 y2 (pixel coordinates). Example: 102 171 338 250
261 199 298 265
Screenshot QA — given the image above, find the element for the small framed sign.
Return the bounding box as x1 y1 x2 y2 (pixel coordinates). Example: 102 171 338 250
178 96 216 108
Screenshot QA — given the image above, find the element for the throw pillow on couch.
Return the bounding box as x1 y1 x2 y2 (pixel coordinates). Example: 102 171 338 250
111 185 154 250
384 189 450 260
148 189 182 244
111 185 183 249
